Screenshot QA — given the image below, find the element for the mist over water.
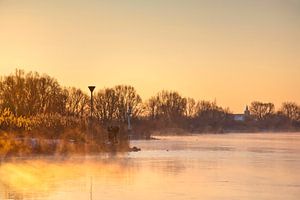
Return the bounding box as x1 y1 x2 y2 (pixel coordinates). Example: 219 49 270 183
1 133 300 200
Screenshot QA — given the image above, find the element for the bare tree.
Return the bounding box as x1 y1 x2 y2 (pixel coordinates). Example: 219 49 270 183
114 85 143 122
185 97 197 117
194 100 229 123
65 87 89 118
145 96 160 120
0 69 67 116
280 102 300 122
146 91 187 122
94 85 142 123
94 88 119 122
250 101 275 120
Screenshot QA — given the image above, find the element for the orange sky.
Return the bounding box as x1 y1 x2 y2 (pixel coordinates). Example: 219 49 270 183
0 0 299 112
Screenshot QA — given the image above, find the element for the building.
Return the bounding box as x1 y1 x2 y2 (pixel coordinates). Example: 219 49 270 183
233 106 250 121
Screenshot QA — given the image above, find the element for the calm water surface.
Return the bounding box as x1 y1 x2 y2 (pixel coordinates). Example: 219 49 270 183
1 133 300 200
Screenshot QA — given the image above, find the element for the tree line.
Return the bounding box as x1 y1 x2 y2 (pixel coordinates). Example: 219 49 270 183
0 69 300 137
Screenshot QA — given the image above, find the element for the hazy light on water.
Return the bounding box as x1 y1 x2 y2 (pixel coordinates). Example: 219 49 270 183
0 157 136 199
1 133 300 200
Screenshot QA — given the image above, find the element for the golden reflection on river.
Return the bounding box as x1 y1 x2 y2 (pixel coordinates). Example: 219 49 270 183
1 133 300 200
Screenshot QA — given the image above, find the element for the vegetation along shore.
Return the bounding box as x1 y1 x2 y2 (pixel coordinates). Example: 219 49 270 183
0 69 299 157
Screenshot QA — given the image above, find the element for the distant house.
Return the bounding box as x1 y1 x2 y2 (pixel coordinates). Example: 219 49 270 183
232 106 250 121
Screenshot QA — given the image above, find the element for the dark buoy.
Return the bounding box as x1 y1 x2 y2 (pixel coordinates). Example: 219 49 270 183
130 146 141 152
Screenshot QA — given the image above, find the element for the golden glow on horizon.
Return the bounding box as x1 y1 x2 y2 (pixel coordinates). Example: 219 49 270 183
0 0 299 112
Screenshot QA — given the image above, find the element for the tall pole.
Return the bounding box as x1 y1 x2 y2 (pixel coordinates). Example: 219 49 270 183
88 86 96 119
88 86 95 143
90 91 93 118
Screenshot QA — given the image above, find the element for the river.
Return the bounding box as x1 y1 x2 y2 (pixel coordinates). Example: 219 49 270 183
0 133 300 200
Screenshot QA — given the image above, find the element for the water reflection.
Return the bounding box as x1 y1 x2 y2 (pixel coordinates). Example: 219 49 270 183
0 133 300 200
0 157 138 200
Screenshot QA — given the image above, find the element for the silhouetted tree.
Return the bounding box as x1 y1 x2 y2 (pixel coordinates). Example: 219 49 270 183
94 85 142 123
250 101 275 120
65 87 89 118
194 100 230 129
148 91 187 122
1 68 300 138
114 85 143 122
94 88 119 122
280 102 300 122
145 96 160 120
0 69 67 116
185 97 197 117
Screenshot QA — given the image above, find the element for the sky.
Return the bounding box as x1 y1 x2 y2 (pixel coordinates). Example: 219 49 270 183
0 0 299 113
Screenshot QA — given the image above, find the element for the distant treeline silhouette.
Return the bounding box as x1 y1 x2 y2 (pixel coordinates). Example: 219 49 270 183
0 69 300 142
